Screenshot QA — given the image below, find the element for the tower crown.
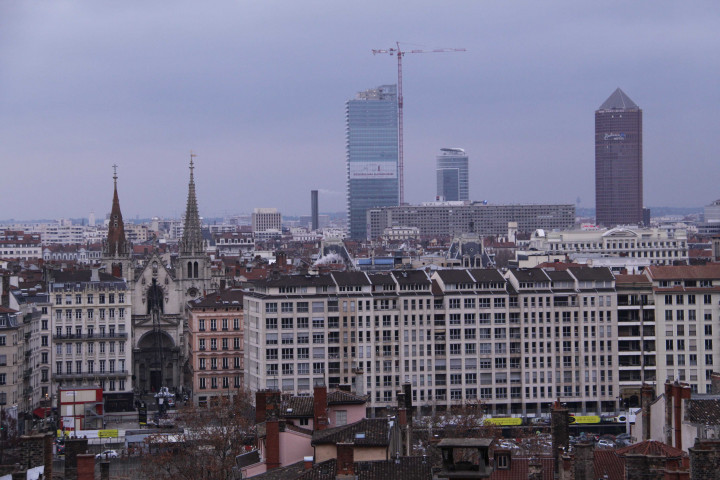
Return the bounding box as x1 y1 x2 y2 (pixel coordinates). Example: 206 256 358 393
598 88 639 110
180 153 203 256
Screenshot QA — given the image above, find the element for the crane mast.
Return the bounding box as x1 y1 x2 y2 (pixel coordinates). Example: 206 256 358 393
372 42 465 205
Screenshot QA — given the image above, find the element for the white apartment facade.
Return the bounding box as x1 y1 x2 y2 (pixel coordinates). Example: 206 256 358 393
0 231 42 261
646 265 720 394
49 269 133 409
9 288 52 414
245 267 620 417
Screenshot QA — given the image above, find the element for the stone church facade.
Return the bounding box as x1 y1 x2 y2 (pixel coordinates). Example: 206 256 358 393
101 158 218 394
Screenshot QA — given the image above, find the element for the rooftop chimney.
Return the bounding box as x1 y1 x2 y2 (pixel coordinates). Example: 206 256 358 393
336 443 355 477
551 400 570 476
711 372 720 395
641 383 654 441
265 419 280 470
314 384 328 431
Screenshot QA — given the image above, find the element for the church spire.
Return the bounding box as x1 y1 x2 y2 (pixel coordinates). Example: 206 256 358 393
180 152 203 255
105 164 128 258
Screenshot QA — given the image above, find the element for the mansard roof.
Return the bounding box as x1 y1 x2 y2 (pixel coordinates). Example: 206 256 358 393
331 271 371 287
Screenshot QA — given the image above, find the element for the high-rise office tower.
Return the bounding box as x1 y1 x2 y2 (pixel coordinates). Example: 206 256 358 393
346 85 399 240
436 147 469 201
311 190 319 231
595 88 643 226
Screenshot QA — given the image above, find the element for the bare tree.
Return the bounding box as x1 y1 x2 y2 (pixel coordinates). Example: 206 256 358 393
141 391 254 480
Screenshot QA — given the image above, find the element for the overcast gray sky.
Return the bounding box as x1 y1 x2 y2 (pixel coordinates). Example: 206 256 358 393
1 1 719 221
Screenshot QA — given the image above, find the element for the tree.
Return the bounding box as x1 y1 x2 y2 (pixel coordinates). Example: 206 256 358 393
141 391 254 480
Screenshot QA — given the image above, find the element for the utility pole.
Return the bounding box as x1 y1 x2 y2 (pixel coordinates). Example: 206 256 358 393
372 42 465 204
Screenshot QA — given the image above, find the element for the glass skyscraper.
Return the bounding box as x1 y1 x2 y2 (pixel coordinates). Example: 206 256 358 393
595 88 643 226
436 147 469 202
346 85 399 240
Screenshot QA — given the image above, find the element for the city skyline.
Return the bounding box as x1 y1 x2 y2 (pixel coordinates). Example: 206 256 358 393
2 1 719 219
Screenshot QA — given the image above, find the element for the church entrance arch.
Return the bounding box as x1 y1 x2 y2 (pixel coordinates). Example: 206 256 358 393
135 330 179 393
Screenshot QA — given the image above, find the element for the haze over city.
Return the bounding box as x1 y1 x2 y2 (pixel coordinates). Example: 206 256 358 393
1 1 718 220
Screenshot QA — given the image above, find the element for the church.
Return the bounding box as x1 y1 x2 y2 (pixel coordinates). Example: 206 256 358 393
101 157 219 394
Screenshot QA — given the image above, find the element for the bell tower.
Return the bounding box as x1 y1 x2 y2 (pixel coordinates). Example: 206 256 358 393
176 153 211 300
102 165 133 278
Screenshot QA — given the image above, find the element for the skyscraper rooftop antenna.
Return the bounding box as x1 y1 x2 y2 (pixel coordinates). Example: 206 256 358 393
372 42 466 204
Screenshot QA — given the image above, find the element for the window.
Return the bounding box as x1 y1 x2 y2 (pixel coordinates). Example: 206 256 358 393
266 303 277 313
266 318 277 329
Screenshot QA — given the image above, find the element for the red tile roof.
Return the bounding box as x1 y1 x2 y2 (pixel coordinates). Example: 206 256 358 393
646 264 720 280
490 457 554 480
615 440 685 458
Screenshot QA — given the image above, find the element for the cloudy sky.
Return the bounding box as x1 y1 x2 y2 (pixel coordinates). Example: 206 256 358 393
1 1 719 221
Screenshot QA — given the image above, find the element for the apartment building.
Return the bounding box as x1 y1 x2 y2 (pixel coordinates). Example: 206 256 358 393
244 267 619 417
49 269 133 411
186 289 244 405
0 231 42 261
645 265 720 394
527 227 688 266
614 274 656 405
0 307 22 410
9 288 52 415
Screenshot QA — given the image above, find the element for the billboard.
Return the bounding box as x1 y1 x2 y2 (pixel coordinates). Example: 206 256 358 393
349 162 397 179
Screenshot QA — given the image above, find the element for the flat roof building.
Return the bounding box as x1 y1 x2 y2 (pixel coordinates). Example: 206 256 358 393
366 202 575 239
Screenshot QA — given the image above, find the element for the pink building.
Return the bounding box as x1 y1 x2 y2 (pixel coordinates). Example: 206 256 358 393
241 385 370 477
186 289 244 405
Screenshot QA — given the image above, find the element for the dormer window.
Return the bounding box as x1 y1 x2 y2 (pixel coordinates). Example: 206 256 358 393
495 452 510 469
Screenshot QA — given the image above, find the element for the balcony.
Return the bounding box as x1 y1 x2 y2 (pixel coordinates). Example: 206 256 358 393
54 370 128 380
52 332 128 341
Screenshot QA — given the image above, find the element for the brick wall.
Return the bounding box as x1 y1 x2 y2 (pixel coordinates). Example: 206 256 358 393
77 453 95 480
336 443 354 475
64 437 89 480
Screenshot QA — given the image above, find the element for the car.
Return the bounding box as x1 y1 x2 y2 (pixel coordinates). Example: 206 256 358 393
597 439 615 448
96 450 119 460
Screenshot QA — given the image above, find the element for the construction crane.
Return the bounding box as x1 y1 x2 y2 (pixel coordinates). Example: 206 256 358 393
372 42 466 205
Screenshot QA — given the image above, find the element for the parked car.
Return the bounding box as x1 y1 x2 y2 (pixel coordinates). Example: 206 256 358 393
96 450 119 459
597 439 615 449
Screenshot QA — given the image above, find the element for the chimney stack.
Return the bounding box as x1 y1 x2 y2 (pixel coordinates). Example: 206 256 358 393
265 419 281 470
314 384 328 431
551 400 570 476
574 442 595 480
303 456 314 470
711 372 720 395
336 443 355 477
641 383 654 441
